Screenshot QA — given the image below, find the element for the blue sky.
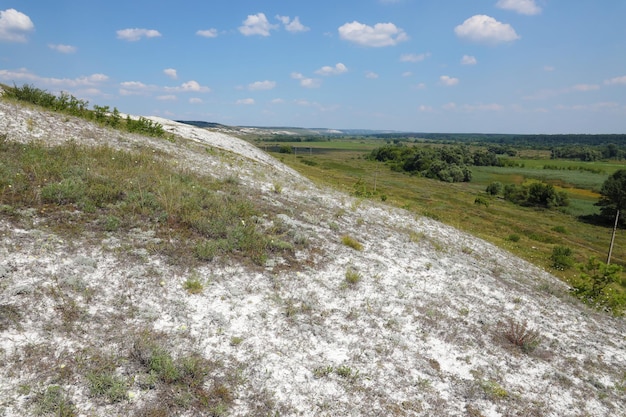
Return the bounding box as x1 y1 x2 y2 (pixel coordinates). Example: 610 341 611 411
1 0 625 133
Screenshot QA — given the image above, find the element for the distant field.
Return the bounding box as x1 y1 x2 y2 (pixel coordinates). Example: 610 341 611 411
261 139 626 290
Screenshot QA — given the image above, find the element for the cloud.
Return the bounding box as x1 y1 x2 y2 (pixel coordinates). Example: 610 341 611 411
119 81 154 96
196 28 218 38
189 98 203 104
315 63 348 76
463 103 504 111
165 80 211 93
163 68 178 79
400 53 430 63
338 21 408 47
461 55 477 65
442 102 457 110
454 15 520 44
524 83 603 100
366 71 379 79
571 84 600 92
604 75 626 86
440 75 459 86
271 98 284 104
544 65 555 72
157 95 177 101
496 0 542 15
0 9 34 42
291 72 321 88
48 44 77 54
248 80 276 91
413 83 427 90
116 28 162 42
276 15 310 33
236 98 255 105
0 68 108 87
402 71 413 77
555 102 620 111
418 105 433 112
120 81 148 89
239 13 277 36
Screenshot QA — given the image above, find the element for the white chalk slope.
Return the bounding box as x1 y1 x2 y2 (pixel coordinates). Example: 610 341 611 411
0 100 624 416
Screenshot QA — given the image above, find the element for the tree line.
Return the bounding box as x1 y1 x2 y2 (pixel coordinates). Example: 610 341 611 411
368 144 502 183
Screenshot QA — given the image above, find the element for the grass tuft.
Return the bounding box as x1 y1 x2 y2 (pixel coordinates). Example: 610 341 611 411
341 234 363 251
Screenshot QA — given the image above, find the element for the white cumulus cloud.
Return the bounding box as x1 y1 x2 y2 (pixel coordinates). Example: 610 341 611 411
604 75 626 86
0 8 34 42
400 53 429 63
440 75 459 86
49 44 77 54
276 15 310 33
163 68 177 79
461 55 477 65
116 28 162 42
196 28 218 38
366 71 379 79
236 98 255 105
239 13 277 37
189 98 203 104
291 72 321 88
0 68 108 87
248 80 276 91
455 15 520 44
165 80 211 93
315 63 348 76
496 0 542 15
338 21 408 47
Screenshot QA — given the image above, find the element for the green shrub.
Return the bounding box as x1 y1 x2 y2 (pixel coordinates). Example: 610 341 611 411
571 257 625 315
506 233 520 242
550 245 574 270
278 145 293 154
40 177 86 205
474 196 489 207
485 181 503 196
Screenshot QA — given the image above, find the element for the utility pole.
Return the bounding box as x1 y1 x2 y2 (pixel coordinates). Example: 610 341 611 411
607 209 620 264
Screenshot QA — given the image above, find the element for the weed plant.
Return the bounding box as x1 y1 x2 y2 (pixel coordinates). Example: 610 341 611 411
499 319 542 354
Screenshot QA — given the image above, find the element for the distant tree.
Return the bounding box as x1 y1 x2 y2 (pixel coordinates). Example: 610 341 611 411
597 169 626 216
597 169 626 262
486 182 503 196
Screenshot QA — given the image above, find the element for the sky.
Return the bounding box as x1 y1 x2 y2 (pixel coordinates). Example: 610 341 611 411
1 0 625 134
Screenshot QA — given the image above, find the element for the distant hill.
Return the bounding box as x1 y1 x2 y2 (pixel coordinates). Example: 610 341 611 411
177 120 400 137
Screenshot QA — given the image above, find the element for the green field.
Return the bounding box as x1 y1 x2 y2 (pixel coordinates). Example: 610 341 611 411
257 138 626 295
